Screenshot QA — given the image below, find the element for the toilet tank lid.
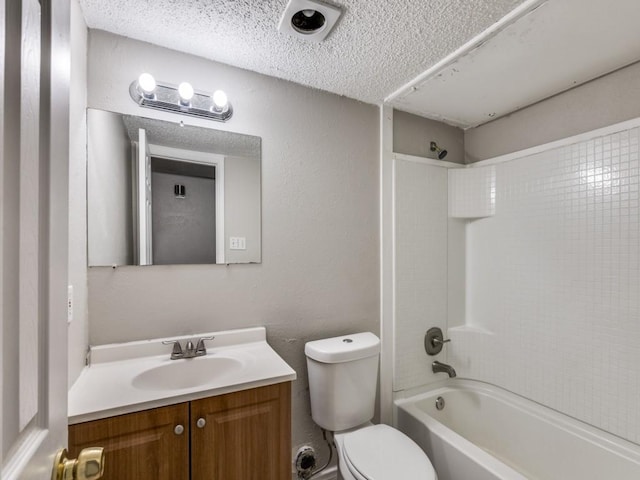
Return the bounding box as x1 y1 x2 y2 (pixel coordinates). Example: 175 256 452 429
305 333 380 363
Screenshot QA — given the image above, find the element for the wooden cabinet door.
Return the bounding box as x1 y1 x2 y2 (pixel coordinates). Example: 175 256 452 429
191 382 291 480
69 403 189 480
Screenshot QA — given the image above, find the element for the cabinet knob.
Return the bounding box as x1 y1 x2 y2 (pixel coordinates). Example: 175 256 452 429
174 424 184 435
196 417 206 428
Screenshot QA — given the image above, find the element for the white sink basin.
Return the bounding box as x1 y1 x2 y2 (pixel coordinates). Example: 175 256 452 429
132 355 244 391
68 327 297 424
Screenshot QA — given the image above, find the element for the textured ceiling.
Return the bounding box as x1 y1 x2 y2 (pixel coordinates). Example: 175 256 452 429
387 0 640 128
79 0 526 105
122 114 261 157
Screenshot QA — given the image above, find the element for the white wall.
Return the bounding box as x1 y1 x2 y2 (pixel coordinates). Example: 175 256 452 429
68 0 88 387
453 61 640 443
393 158 449 391
84 30 379 468
391 111 465 390
452 124 640 445
389 106 467 397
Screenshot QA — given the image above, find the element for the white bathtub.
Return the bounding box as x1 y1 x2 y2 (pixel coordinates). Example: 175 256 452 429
395 380 640 480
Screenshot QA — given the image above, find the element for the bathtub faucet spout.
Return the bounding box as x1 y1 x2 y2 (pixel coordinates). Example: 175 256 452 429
432 361 457 378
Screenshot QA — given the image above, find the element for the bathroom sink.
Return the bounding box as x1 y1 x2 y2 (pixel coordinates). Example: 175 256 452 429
68 327 297 424
132 355 244 391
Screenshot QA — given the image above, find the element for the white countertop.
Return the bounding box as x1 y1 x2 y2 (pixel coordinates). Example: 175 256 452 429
68 327 297 424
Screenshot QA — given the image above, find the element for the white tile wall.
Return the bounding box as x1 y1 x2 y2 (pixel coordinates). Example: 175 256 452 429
448 165 496 218
394 159 449 391
451 126 640 444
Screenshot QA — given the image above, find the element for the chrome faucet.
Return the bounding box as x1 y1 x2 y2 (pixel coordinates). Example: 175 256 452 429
432 361 457 378
162 339 184 360
162 336 215 360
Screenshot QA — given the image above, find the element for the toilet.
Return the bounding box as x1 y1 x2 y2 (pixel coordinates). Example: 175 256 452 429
305 332 437 480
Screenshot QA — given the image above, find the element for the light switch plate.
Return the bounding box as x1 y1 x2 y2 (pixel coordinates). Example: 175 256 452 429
229 237 247 250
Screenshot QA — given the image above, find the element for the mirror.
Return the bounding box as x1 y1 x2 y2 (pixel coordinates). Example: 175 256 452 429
87 109 261 266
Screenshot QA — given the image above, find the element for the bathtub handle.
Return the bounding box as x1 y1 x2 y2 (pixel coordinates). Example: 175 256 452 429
425 327 451 355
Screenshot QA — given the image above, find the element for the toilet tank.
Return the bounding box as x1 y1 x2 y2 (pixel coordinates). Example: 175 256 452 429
305 333 380 432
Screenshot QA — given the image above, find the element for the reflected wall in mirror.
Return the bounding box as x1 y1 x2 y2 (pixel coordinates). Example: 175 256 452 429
87 109 261 266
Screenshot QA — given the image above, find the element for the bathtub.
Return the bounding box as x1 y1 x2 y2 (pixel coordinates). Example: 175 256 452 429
394 380 640 480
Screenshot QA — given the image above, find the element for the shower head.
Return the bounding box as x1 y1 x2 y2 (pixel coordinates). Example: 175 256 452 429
430 141 448 160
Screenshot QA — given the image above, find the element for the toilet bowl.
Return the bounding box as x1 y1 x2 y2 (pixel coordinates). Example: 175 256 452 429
305 333 437 480
335 424 437 480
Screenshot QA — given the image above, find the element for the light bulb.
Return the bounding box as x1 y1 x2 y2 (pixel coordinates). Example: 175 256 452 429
138 73 156 94
178 82 194 102
212 90 228 110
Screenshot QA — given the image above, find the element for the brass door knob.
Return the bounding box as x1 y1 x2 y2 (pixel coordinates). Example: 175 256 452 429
52 447 105 480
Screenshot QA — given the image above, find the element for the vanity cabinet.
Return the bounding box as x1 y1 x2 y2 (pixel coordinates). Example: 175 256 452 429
68 403 189 480
69 382 291 480
191 382 291 479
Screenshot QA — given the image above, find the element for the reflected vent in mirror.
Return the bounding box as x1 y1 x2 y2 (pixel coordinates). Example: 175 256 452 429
174 184 186 198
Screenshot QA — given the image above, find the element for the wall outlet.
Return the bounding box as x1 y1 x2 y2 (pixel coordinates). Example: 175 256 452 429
229 237 246 250
67 285 73 324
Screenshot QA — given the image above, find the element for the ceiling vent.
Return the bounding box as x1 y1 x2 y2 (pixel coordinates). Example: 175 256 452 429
278 0 342 43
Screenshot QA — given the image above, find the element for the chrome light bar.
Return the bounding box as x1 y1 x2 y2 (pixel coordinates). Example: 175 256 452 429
129 75 233 122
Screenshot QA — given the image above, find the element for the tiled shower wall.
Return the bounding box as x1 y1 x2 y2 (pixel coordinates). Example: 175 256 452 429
394 158 449 391
448 165 496 218
451 126 640 444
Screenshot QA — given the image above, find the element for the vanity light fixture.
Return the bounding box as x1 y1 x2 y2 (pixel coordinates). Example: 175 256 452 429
129 74 233 122
137 73 157 98
178 82 195 105
212 90 228 112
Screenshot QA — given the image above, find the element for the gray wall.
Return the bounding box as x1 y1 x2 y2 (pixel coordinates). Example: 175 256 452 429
86 109 133 265
83 30 379 468
465 61 640 162
393 109 465 164
224 155 261 263
151 171 216 265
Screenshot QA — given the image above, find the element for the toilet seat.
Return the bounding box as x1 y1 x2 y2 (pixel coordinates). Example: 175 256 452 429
342 424 436 480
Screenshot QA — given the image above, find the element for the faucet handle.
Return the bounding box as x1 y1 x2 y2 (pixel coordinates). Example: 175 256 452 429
162 340 184 359
195 336 215 356
424 327 450 356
